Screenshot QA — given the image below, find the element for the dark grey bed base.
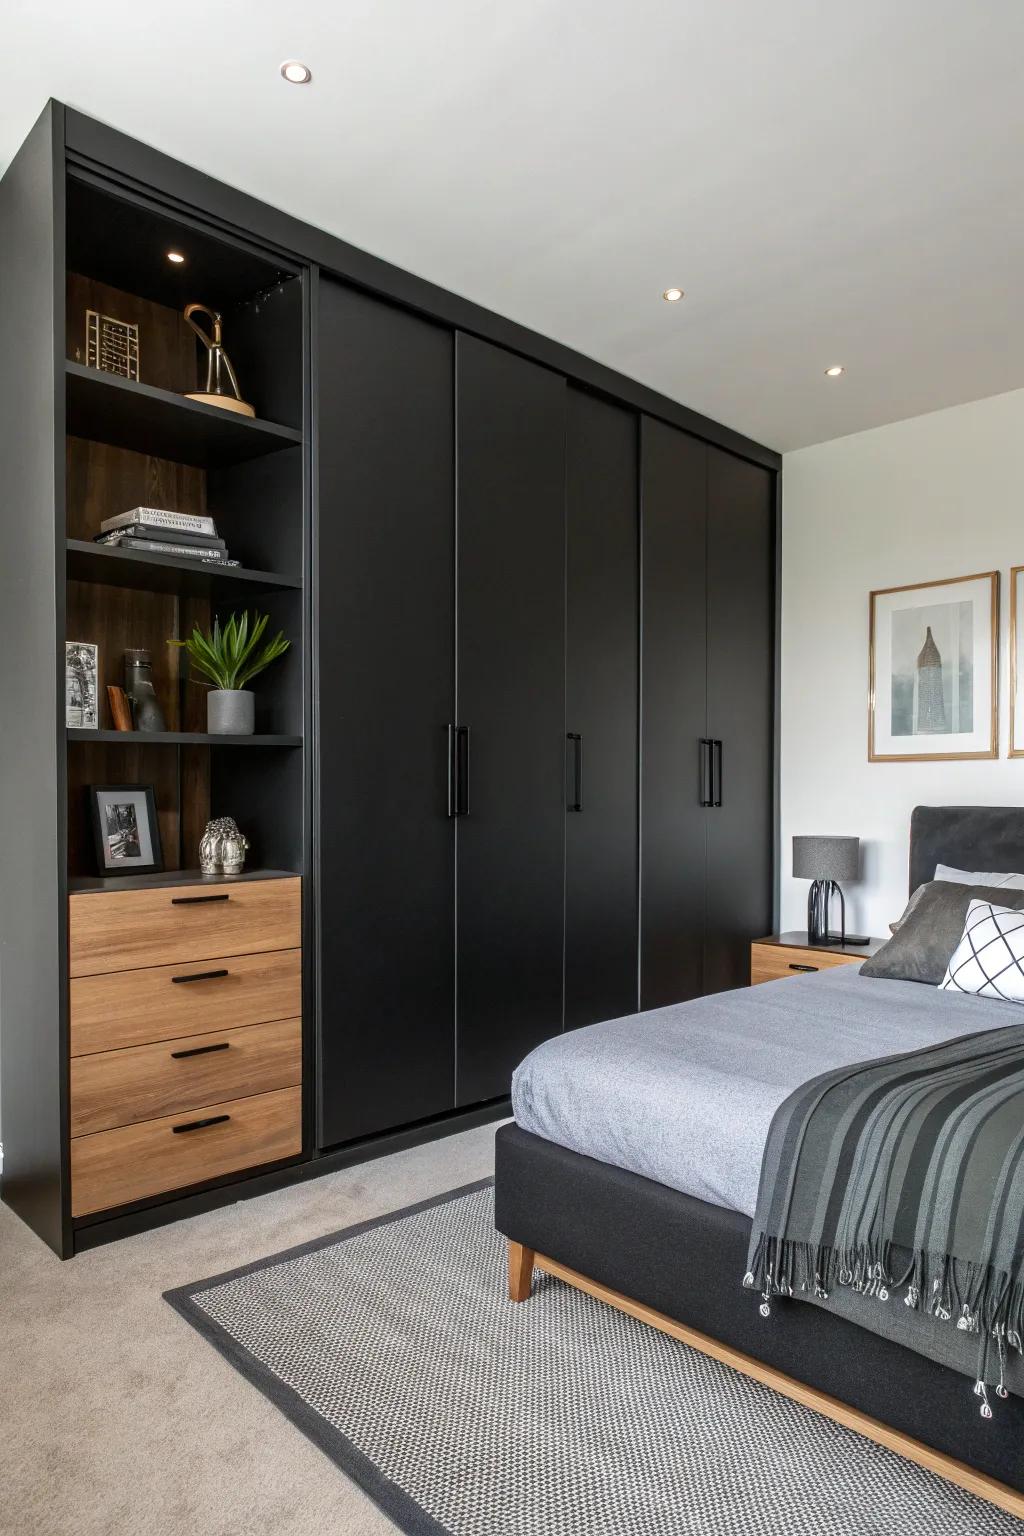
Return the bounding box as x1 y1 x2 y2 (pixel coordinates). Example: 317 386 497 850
494 1122 1024 1494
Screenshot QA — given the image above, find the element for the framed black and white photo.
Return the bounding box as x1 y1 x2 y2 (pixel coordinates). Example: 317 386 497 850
88 784 163 876
65 640 99 729
869 572 998 761
1011 567 1024 758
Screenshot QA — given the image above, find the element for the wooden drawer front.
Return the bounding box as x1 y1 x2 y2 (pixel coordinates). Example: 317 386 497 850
750 944 860 986
71 1085 302 1217
69 877 301 977
70 1016 301 1137
70 947 302 1056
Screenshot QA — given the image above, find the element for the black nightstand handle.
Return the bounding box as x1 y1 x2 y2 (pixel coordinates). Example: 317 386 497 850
788 962 819 973
172 1114 230 1134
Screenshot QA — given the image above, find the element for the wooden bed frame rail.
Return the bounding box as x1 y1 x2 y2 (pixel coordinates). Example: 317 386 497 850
506 1239 1024 1523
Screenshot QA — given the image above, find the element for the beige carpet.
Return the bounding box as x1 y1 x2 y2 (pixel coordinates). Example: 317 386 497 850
1 1123 499 1536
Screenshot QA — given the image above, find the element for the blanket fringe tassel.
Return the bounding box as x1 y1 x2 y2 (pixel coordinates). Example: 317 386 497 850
744 1233 1024 1420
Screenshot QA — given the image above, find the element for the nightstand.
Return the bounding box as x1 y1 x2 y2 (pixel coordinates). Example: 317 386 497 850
750 931 886 986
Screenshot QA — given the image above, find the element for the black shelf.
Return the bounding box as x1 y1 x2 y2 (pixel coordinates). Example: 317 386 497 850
68 867 299 895
66 539 301 596
67 729 302 747
65 361 302 468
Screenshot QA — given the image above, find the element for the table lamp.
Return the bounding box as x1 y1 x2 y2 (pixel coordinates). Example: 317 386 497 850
792 835 867 946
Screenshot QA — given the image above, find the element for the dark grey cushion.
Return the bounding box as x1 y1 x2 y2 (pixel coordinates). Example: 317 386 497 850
888 882 927 936
863 880 1024 986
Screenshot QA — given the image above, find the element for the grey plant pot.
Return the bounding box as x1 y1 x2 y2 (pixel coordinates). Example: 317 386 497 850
207 689 255 736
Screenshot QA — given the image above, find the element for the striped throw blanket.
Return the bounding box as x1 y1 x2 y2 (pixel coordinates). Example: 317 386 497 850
745 1023 1024 1415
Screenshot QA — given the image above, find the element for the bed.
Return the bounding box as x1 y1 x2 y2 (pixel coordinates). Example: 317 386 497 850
494 806 1024 1520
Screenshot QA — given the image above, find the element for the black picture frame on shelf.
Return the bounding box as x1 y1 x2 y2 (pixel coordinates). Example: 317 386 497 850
88 783 163 876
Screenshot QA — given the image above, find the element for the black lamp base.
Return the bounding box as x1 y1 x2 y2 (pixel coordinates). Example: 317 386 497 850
808 879 845 945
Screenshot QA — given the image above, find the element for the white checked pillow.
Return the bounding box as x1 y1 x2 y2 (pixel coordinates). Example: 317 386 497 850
940 899 1024 1003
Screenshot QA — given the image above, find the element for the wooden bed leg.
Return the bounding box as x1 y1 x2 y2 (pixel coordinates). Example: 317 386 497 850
507 1240 536 1302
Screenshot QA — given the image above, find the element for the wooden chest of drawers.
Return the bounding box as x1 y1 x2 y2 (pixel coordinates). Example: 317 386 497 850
69 874 302 1219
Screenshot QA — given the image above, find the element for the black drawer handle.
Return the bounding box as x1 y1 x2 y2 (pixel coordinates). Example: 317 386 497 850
788 963 818 973
171 893 230 905
172 1114 230 1134
171 968 229 985
170 1041 230 1060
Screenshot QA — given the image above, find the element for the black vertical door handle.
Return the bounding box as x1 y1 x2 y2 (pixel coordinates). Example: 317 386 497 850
713 739 723 807
447 725 470 817
566 733 583 812
699 738 713 807
454 725 469 816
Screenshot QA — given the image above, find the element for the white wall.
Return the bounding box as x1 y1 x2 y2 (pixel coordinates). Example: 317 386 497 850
780 387 1024 939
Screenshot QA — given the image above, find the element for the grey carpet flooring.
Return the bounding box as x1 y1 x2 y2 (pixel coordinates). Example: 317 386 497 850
1 1121 499 1536
168 1184 1024 1536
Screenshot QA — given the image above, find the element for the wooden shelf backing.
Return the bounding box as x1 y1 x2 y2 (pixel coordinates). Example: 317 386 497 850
66 362 302 469
66 540 301 597
67 729 302 747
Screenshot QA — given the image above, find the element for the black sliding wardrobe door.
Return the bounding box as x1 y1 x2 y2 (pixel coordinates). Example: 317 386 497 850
565 388 639 1029
639 418 708 1010
703 446 775 993
317 280 456 1147
455 333 566 1104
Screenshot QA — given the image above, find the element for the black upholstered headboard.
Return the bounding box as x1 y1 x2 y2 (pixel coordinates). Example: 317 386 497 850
909 806 1024 895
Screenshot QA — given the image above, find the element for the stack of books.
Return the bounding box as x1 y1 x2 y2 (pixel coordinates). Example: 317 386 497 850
93 508 237 564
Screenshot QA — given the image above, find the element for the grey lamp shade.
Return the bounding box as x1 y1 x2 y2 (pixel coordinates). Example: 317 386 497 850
792 835 859 883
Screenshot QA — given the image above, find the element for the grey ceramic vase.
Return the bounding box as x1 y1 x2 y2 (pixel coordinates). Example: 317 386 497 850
207 689 255 736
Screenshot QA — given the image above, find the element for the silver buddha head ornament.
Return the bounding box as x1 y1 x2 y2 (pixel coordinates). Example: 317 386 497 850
199 816 250 875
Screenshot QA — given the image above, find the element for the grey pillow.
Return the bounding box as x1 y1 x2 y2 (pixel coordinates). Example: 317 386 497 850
888 882 927 935
934 863 1024 890
862 880 1024 986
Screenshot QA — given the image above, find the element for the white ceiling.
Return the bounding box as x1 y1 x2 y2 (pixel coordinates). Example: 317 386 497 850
3 0 1022 452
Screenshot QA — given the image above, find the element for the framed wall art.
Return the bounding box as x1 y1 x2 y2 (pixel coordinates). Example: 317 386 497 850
868 571 998 762
88 784 163 876
1010 566 1024 757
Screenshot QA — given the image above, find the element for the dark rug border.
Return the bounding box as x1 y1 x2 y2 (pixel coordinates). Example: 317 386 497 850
163 1177 495 1536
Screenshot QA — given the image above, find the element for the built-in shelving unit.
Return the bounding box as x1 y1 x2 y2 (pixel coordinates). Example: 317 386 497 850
62 170 307 883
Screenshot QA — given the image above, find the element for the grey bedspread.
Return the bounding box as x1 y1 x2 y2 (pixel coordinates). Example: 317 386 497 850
511 965 1024 1219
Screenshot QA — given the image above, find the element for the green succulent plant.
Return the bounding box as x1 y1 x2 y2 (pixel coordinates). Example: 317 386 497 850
171 610 290 692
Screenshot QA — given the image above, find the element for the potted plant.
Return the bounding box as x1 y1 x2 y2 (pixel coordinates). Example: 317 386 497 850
172 611 290 735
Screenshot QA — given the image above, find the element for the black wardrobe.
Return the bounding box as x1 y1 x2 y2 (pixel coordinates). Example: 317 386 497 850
2 103 778 1254
317 282 775 1152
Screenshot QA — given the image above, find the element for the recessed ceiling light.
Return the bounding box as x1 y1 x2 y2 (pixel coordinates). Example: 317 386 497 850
166 251 185 265
825 364 845 377
280 60 312 84
662 287 684 303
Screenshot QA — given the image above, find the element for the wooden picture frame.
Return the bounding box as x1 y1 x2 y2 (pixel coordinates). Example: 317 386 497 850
1010 567 1024 758
868 572 998 762
88 784 163 876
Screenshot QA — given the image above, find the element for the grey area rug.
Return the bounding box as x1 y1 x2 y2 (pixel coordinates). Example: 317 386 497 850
166 1182 1023 1536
